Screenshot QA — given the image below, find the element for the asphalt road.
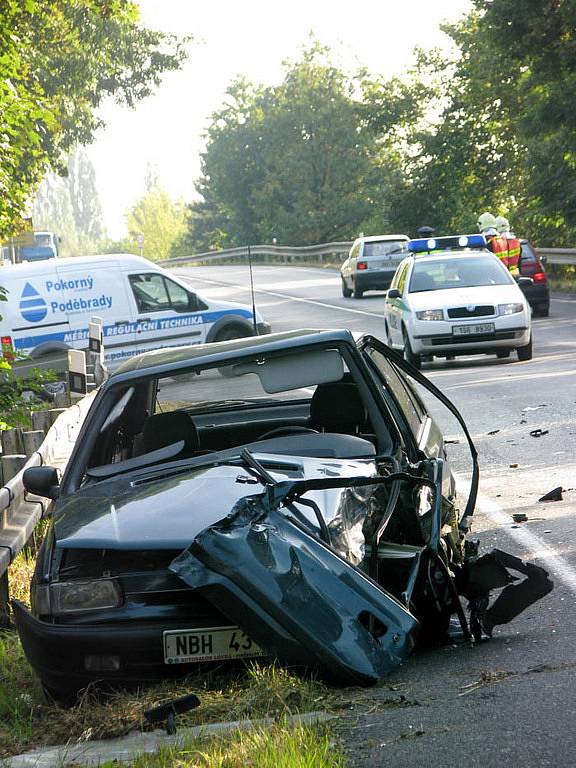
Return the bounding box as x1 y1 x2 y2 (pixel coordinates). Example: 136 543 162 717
174 264 576 768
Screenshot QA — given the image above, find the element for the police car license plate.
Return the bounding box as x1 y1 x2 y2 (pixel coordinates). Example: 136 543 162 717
452 323 494 336
163 626 263 664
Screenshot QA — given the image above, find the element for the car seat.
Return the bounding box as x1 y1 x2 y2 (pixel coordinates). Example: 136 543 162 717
141 411 201 457
309 382 368 435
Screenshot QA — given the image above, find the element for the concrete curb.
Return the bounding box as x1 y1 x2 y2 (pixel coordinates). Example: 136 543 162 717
8 711 336 767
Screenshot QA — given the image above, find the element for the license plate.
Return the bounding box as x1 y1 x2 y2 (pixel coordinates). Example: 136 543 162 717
163 625 263 664
452 323 494 336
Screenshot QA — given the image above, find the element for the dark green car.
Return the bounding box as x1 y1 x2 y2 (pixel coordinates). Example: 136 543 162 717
15 329 551 703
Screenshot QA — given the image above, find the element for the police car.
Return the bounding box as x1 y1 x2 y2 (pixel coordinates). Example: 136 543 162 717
383 234 532 368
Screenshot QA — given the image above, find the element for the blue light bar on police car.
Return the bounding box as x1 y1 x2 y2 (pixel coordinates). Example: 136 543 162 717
408 234 487 253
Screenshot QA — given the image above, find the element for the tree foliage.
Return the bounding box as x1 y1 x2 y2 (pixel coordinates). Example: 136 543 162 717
367 0 576 244
33 148 106 256
185 44 402 250
126 178 187 262
0 0 187 239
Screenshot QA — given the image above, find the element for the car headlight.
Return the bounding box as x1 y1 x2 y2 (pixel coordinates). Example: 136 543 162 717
416 309 444 321
49 579 123 615
498 303 523 316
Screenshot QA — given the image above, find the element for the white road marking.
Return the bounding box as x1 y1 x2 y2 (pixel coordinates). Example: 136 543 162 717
443 367 576 391
180 275 385 319
429 351 576 379
459 480 576 595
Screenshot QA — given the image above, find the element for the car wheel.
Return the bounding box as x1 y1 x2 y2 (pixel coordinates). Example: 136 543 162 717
341 277 352 298
496 350 511 359
403 329 421 369
42 683 78 708
353 281 363 299
517 335 533 362
536 305 549 317
216 326 250 377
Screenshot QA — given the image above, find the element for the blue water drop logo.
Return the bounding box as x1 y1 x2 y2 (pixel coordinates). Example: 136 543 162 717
20 282 47 323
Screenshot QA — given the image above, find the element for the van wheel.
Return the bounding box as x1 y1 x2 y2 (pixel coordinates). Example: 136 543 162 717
216 326 250 377
517 335 532 362
353 281 363 299
215 326 248 343
403 330 421 369
341 277 352 298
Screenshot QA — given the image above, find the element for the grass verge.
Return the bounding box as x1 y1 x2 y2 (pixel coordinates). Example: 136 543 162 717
1 530 347 762
118 721 345 768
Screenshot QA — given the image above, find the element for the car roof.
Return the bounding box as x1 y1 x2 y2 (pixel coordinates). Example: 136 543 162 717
357 234 409 243
110 328 358 382
0 253 152 276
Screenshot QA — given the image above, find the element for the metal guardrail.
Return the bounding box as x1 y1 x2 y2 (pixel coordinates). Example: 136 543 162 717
0 394 95 601
161 242 576 267
537 248 576 265
161 241 353 267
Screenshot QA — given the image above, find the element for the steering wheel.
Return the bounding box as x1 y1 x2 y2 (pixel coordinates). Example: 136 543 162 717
258 426 320 441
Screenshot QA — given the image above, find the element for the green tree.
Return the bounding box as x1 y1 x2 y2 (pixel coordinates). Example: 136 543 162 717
33 148 106 256
0 0 187 240
126 180 188 261
185 44 400 249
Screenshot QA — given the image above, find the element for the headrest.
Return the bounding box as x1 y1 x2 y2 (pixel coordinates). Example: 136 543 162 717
142 411 199 454
309 382 367 433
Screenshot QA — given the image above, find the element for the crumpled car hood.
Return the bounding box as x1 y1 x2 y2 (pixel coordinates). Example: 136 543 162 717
53 455 376 550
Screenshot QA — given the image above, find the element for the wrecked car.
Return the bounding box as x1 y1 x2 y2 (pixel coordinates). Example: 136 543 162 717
16 329 553 702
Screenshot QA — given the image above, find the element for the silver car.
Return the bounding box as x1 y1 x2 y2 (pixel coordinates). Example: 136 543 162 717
341 234 410 298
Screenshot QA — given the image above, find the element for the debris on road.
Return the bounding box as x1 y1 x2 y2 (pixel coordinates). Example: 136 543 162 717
512 513 528 523
539 487 564 502
522 404 548 412
487 430 500 435
510 463 519 468
529 429 549 438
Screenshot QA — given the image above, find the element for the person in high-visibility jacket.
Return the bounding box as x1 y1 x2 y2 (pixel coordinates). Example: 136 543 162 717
495 216 521 277
477 212 510 267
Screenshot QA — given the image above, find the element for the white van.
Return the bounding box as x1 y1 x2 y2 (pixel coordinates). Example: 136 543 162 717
0 254 270 369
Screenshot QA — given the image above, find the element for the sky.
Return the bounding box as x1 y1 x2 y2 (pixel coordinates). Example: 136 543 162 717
87 0 472 240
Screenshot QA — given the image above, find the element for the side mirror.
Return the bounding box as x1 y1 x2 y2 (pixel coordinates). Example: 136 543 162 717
387 288 401 299
517 277 534 287
23 466 60 500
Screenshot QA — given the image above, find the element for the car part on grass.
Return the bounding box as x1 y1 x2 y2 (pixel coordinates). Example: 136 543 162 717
539 487 563 502
144 692 201 735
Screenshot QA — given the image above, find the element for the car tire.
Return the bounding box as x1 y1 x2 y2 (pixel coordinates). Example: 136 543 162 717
216 326 250 377
353 281 363 299
42 683 78 708
403 330 421 369
517 335 532 362
496 350 511 359
341 277 352 298
536 305 549 317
